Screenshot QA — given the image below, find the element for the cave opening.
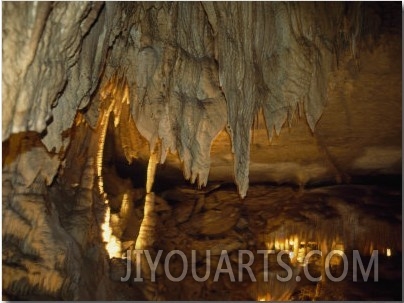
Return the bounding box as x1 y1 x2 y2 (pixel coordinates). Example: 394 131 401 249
2 1 402 301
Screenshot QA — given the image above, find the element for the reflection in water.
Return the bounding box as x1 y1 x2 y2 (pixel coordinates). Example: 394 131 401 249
254 268 301 301
136 151 158 250
119 193 130 219
101 176 401 300
101 204 121 258
135 193 156 250
134 152 161 300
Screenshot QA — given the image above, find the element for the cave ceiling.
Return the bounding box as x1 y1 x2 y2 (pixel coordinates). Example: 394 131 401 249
1 2 402 301
4 2 401 197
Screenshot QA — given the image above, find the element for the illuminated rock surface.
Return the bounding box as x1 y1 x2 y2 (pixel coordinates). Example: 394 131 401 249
2 2 401 301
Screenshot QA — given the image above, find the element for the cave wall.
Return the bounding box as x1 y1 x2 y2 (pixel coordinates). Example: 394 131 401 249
206 32 402 186
3 2 369 196
2 2 401 300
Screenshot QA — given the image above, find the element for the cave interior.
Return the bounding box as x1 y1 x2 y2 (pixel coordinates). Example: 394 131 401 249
1 1 402 301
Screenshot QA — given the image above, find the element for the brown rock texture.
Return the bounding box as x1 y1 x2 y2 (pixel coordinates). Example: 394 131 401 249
2 2 401 301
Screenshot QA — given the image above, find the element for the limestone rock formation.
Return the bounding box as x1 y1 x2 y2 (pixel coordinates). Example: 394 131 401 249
2 2 401 300
3 2 366 196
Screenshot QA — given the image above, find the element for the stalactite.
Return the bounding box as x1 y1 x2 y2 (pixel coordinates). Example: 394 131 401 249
3 2 366 197
146 152 158 194
2 2 400 300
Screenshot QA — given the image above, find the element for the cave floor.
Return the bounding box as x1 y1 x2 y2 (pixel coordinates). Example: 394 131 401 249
103 178 402 301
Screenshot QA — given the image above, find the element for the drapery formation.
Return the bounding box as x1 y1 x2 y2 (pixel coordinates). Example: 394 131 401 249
3 1 401 300
3 2 362 197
